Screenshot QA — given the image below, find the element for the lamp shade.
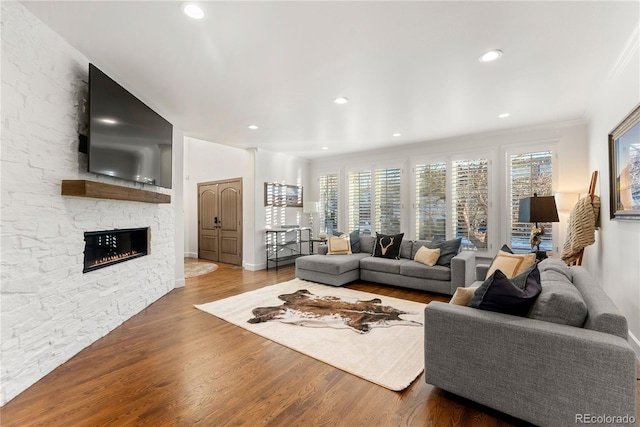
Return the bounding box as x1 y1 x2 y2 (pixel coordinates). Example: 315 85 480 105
303 202 319 214
518 194 559 223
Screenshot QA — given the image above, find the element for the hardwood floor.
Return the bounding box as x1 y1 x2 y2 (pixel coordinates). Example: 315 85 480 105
1 262 636 426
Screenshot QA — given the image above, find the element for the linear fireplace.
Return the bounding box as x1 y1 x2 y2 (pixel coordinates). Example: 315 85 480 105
83 227 149 273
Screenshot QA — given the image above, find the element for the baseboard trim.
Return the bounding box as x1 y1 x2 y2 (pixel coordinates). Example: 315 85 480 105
175 278 185 288
185 252 198 259
242 262 263 271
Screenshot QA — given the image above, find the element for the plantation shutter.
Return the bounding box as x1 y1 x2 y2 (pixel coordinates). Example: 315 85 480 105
347 170 372 234
510 151 553 252
374 167 401 234
451 158 489 250
415 162 447 240
318 174 338 234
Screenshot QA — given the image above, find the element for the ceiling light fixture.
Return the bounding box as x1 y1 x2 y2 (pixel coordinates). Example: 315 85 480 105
333 97 349 105
182 2 204 19
479 49 503 63
392 133 402 137
498 113 510 118
99 118 117 125
321 147 329 150
248 125 259 130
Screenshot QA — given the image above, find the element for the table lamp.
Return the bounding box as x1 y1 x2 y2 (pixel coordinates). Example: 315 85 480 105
518 193 559 256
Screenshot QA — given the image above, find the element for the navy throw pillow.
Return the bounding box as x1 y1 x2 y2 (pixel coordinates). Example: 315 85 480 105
373 233 404 259
468 263 542 317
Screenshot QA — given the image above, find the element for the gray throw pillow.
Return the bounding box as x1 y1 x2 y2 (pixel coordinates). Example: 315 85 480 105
428 237 462 267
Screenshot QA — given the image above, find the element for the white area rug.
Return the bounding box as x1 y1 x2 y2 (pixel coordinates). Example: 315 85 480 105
194 278 426 391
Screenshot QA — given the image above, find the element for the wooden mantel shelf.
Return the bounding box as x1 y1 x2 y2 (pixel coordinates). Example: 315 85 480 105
61 180 171 204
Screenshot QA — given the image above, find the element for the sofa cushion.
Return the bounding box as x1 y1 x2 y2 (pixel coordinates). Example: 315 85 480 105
414 246 440 266
400 261 451 281
360 235 375 254
528 266 587 327
468 263 542 317
372 233 404 259
400 239 413 259
486 250 536 280
429 237 462 267
360 256 409 274
537 257 572 281
296 253 365 275
411 240 430 259
327 235 352 255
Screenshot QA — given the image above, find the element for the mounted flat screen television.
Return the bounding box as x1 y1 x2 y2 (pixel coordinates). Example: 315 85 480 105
88 64 173 189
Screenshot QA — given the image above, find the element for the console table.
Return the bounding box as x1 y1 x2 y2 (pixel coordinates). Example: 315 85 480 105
265 227 311 270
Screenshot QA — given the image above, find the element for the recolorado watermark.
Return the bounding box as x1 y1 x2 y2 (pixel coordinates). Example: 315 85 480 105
575 414 636 424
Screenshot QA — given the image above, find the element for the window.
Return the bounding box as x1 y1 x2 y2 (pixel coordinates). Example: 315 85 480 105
415 162 447 240
509 150 554 252
318 173 338 234
347 170 372 234
374 167 402 234
451 158 489 250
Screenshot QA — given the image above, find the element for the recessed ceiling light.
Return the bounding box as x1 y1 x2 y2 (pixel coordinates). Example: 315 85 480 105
333 97 349 105
182 2 204 19
248 125 259 130
392 133 402 137
99 118 117 125
479 49 503 63
321 146 329 150
498 113 510 118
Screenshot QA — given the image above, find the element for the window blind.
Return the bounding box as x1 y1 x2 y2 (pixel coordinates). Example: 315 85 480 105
415 162 447 240
509 150 553 252
451 158 489 250
318 173 338 234
374 167 401 234
347 170 372 234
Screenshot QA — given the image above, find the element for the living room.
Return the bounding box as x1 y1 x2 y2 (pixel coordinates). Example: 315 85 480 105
1 0 638 423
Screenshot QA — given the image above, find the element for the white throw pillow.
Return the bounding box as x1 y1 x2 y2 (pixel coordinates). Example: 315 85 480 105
414 246 440 266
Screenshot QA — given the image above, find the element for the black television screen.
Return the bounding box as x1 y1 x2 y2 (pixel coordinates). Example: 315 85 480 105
88 64 173 189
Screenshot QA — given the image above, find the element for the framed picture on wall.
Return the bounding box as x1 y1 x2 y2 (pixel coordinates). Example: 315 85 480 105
264 182 303 207
608 103 640 220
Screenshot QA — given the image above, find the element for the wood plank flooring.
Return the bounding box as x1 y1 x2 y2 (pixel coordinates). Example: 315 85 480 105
1 262 637 426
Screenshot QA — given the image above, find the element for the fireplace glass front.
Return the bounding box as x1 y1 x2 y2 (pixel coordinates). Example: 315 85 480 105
83 227 149 273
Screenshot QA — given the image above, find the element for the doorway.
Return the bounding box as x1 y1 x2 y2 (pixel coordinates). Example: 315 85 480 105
198 178 242 266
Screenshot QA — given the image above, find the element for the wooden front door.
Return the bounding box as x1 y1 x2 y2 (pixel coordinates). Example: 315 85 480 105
198 178 242 265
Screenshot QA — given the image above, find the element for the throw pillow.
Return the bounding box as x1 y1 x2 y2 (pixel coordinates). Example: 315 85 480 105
327 234 352 255
468 263 542 317
428 238 462 267
485 250 536 280
449 287 475 306
334 230 361 253
414 246 440 266
372 233 404 259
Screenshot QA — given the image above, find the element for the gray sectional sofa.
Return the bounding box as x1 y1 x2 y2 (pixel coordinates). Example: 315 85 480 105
295 235 475 295
424 259 637 426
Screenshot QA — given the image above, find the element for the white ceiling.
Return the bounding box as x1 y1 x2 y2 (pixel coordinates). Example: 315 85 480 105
20 1 638 159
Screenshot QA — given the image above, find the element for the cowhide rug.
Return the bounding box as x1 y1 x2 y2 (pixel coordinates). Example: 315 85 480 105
194 279 426 391
247 289 421 333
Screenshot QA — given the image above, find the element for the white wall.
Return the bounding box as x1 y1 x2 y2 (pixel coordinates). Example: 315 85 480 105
583 4 640 353
309 121 589 259
0 2 182 404
182 137 255 265
253 149 310 270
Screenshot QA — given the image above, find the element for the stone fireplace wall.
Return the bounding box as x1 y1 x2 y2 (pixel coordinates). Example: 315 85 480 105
1 2 177 405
